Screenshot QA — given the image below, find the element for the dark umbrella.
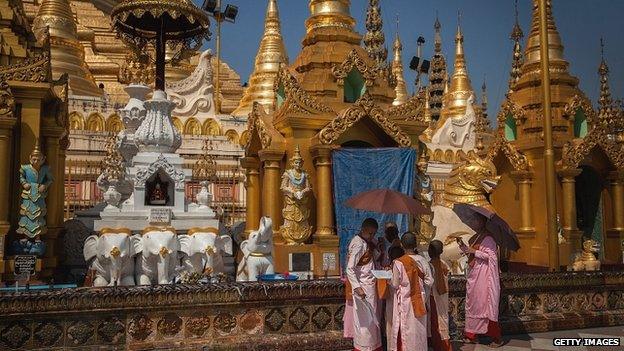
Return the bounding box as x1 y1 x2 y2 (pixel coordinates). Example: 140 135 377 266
452 203 520 251
345 188 430 216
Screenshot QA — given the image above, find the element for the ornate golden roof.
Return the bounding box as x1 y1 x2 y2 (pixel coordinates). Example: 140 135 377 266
232 0 288 117
391 32 408 106
32 0 102 96
440 22 474 121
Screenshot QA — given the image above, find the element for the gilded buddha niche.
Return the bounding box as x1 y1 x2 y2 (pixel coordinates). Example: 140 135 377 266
280 146 312 245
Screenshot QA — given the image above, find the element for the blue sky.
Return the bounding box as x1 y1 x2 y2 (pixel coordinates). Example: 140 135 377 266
201 0 624 124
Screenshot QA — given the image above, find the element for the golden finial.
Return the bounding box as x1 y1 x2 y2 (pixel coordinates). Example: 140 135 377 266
524 0 565 65
194 139 217 181
598 37 613 124
102 135 124 182
440 10 474 120
434 12 442 53
232 0 288 117
392 15 408 106
363 0 387 69
305 0 357 45
429 14 447 121
508 0 524 95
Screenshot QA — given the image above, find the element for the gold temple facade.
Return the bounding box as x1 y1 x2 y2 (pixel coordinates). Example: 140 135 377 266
0 0 68 277
487 0 624 268
242 0 428 276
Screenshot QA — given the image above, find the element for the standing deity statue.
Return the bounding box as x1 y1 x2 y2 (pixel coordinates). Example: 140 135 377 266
415 153 436 242
15 144 53 255
280 146 313 245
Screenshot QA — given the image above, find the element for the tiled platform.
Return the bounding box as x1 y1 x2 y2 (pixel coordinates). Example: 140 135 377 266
454 326 624 351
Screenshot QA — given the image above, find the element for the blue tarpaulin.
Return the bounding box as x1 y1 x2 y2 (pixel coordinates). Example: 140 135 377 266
332 148 416 271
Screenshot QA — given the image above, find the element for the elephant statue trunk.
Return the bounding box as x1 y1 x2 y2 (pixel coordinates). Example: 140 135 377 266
133 228 181 285
179 228 233 277
83 229 137 287
236 217 275 282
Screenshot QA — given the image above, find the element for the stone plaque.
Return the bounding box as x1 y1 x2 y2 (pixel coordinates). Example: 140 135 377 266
290 252 313 272
322 252 337 271
14 255 37 275
149 208 172 224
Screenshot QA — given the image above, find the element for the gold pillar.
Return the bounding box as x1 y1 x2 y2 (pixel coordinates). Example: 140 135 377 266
241 156 261 235
511 171 534 232
609 171 624 231
40 126 65 272
558 168 583 253
258 149 284 233
311 145 336 239
0 117 16 273
538 0 560 271
558 168 582 232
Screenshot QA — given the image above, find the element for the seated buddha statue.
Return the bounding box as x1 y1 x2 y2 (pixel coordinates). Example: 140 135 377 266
148 174 168 205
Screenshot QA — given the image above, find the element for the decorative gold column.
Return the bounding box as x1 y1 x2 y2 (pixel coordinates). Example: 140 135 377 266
241 156 261 235
258 149 284 233
558 168 582 231
606 171 624 263
511 171 535 233
40 126 65 273
608 171 624 231
311 145 336 241
0 116 16 274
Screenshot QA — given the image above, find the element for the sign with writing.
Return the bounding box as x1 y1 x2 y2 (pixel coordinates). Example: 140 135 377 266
149 208 172 224
322 252 337 271
14 255 36 276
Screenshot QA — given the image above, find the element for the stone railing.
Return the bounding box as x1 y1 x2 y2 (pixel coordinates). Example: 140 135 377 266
1 272 624 350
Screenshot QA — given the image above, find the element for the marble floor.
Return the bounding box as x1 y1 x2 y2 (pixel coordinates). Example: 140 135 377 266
453 326 624 351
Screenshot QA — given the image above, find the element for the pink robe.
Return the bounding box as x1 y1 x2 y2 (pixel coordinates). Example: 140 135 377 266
388 254 433 351
344 235 381 351
464 235 500 334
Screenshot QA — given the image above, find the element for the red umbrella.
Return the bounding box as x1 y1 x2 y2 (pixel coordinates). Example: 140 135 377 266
345 189 430 216
452 203 520 251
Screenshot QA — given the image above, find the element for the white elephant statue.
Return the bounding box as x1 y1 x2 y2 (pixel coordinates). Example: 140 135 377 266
133 227 181 285
179 227 232 276
83 228 137 287
236 216 274 282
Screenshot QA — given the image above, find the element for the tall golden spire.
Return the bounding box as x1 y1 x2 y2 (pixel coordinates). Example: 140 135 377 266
392 17 408 106
524 0 565 66
233 0 288 117
508 0 524 95
429 15 447 121
441 14 474 119
363 0 387 69
32 0 102 96
598 38 613 117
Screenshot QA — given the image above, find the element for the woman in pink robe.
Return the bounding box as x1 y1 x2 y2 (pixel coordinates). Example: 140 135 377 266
457 216 502 347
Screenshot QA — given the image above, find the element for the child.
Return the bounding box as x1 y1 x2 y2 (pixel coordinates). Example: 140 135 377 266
388 232 433 351
428 240 451 351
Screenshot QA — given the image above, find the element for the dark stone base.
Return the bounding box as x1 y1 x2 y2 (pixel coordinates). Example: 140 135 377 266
0 272 623 350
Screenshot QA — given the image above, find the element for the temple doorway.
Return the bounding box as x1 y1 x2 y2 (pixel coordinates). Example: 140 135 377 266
575 165 606 257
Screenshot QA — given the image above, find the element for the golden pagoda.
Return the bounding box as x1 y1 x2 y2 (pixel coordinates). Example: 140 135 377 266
232 0 289 117
242 0 427 276
440 21 474 121
487 0 624 268
32 0 102 96
391 27 408 106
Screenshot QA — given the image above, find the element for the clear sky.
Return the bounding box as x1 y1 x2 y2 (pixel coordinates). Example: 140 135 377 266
201 0 624 124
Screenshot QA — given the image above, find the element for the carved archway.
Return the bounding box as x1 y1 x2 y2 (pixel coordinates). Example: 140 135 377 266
106 114 123 133
172 117 183 133
202 118 222 136
69 111 84 130
86 113 105 132
225 129 239 144
184 118 202 135
239 130 249 147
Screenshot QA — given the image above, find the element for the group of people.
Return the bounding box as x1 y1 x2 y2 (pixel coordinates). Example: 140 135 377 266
344 217 502 351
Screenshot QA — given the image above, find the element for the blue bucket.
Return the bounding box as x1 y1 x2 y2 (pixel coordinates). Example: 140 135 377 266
257 274 299 281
